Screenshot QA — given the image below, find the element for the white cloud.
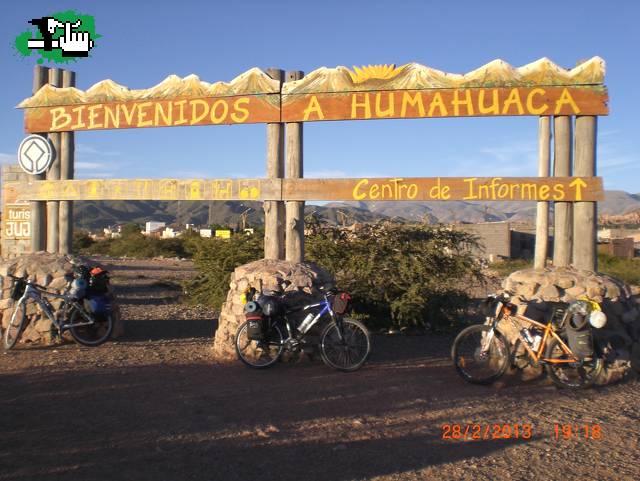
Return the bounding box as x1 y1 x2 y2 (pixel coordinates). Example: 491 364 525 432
0 152 16 164
305 169 348 178
76 172 117 179
76 161 110 170
76 144 120 156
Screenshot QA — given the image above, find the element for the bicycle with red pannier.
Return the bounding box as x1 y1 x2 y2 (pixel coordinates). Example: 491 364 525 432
235 285 371 372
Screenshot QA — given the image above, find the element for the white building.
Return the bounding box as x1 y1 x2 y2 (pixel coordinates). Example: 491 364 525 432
161 227 178 239
145 221 166 235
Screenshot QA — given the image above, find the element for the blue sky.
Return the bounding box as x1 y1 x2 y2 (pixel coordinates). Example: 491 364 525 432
1 0 638 193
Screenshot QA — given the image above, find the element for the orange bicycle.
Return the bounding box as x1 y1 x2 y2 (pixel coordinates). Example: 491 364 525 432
452 293 605 388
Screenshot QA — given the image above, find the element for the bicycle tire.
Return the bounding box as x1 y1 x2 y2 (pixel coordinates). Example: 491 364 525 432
4 300 27 350
68 307 113 347
544 336 602 389
451 324 510 385
319 318 371 372
235 321 284 369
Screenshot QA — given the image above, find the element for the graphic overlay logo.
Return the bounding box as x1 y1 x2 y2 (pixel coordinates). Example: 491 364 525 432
14 10 100 64
18 135 54 175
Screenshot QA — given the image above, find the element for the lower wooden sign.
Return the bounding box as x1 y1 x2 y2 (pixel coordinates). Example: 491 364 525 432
6 176 603 202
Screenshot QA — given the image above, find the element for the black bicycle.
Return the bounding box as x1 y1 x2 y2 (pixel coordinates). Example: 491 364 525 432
4 272 114 349
235 286 371 372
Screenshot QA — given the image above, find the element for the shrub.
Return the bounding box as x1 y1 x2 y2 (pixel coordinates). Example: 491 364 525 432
306 223 484 331
184 235 263 307
185 222 485 331
598 253 640 285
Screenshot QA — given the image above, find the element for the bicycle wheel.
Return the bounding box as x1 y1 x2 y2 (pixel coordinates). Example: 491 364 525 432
319 318 371 372
544 336 602 389
4 300 27 350
68 307 114 347
235 321 284 369
452 324 510 385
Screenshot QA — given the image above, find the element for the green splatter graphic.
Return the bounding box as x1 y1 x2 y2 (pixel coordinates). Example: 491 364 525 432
13 10 101 64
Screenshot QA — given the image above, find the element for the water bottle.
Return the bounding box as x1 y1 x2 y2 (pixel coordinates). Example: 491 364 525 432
298 313 315 334
531 333 543 352
520 328 534 347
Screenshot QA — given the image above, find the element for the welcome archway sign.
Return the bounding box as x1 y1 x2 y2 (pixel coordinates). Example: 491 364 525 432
6 57 607 270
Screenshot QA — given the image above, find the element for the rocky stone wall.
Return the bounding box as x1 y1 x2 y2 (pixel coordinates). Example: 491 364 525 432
500 267 640 384
212 259 333 360
0 253 122 345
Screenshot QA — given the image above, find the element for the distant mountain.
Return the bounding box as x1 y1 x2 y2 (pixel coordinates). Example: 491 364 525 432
73 190 640 230
73 200 387 230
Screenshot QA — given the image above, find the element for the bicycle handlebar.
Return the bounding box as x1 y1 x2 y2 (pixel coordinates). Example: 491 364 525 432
7 273 56 292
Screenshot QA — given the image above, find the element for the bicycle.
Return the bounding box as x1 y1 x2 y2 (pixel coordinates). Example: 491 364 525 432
235 286 371 372
451 293 604 389
4 274 114 349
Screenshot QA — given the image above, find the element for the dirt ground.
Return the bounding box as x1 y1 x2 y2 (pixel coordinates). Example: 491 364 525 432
0 258 638 481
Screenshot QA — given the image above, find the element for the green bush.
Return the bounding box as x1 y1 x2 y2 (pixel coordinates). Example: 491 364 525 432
184 234 263 307
76 223 191 259
185 222 484 331
598 253 640 285
306 223 484 331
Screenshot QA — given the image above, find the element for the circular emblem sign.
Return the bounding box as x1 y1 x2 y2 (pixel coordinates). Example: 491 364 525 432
18 135 54 175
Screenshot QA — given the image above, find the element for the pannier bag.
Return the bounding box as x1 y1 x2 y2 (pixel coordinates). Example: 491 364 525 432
332 292 352 315
10 278 26 301
566 313 594 358
547 302 570 328
245 314 265 341
88 267 110 294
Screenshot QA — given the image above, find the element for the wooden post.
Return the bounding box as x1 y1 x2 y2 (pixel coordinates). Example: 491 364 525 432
573 116 597 271
553 116 573 267
46 68 62 253
264 68 285 260
59 70 75 254
285 70 305 263
30 65 48 253
534 116 551 269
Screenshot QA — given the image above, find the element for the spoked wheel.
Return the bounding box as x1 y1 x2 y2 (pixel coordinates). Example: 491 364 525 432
545 336 602 389
452 325 510 385
68 307 114 347
319 318 371 372
4 300 27 350
235 321 284 369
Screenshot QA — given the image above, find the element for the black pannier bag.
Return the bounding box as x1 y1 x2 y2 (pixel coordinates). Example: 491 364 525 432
245 314 265 341
547 301 570 328
332 292 352 315
88 267 110 294
10 278 26 300
566 313 594 358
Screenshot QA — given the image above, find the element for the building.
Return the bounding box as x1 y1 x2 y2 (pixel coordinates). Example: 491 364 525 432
454 221 540 261
145 221 166 236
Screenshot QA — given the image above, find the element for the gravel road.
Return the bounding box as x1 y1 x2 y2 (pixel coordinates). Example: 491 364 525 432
0 258 638 481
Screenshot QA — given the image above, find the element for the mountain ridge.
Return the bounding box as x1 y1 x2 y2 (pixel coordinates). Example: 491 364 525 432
73 190 640 230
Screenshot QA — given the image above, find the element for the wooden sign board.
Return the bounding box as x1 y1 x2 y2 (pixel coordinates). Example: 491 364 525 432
24 94 280 133
281 87 608 122
283 177 603 201
3 203 31 240
18 59 609 133
4 178 277 202
7 176 603 202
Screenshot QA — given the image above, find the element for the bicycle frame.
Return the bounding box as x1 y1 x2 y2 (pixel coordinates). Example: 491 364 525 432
488 299 580 365
282 293 343 343
16 282 95 331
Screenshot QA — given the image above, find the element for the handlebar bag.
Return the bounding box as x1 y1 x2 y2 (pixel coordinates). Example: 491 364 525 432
332 292 352 315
